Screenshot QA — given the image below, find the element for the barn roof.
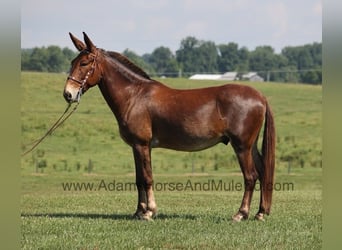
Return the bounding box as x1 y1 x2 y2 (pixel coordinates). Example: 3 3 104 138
189 74 223 80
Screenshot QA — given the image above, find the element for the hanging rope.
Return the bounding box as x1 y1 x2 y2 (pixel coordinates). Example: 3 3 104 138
21 102 79 156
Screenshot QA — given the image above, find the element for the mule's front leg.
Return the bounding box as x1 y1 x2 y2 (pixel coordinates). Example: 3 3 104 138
132 144 157 220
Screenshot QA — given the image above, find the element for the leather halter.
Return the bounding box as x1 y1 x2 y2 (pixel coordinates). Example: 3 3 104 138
67 51 98 102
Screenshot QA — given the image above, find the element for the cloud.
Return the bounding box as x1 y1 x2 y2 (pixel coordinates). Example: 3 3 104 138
111 20 137 33
183 0 247 13
266 2 289 41
21 0 322 54
313 1 322 16
134 0 170 11
180 20 208 39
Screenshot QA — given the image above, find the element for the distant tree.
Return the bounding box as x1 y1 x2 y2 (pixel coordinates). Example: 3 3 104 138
46 46 65 72
301 70 322 84
236 47 250 74
122 49 156 76
217 43 250 74
271 54 289 82
282 43 322 84
310 42 322 66
21 39 322 84
281 46 300 68
249 46 278 80
272 65 299 83
176 36 200 76
21 48 33 71
29 47 49 72
62 47 77 72
197 41 218 73
176 37 218 76
217 42 239 72
21 46 77 72
148 46 179 77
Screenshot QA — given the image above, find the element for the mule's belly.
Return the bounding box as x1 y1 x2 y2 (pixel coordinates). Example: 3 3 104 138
150 101 228 151
151 138 223 151
151 131 227 152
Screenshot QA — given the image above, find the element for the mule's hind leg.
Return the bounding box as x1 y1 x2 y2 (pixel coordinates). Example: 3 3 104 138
232 147 259 222
252 143 269 221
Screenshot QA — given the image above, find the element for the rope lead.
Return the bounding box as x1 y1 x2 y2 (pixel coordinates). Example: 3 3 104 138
21 102 79 156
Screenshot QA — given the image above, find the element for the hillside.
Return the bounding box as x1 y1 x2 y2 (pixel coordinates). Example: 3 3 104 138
21 72 322 175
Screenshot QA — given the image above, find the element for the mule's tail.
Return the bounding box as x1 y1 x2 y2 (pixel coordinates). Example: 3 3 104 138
261 101 276 215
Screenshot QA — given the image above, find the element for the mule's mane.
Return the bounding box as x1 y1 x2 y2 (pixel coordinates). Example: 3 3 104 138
104 50 151 83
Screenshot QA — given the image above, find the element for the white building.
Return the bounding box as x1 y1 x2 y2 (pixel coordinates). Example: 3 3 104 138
220 72 238 81
189 74 223 80
189 72 263 82
242 72 264 82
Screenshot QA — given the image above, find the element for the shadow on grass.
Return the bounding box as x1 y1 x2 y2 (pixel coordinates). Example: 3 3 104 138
21 212 197 221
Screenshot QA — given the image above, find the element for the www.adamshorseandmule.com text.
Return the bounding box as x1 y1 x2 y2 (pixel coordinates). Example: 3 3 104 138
61 179 294 192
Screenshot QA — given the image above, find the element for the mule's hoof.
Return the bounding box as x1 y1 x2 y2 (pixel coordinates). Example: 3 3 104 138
231 212 247 222
133 210 154 221
254 213 265 222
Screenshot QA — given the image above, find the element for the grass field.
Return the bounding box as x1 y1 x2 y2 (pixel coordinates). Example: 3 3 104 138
21 72 322 249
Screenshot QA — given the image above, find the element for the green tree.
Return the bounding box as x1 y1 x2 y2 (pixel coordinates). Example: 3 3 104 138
217 42 239 72
217 43 250 75
197 41 218 73
149 46 179 77
236 46 250 73
176 37 218 76
176 36 200 76
21 40 322 84
249 46 278 80
46 46 65 72
21 48 33 71
62 47 77 72
122 49 156 76
282 43 322 84
29 47 49 72
21 46 77 72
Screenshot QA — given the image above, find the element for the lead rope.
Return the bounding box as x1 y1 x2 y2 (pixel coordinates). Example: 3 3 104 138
22 51 98 157
21 101 80 156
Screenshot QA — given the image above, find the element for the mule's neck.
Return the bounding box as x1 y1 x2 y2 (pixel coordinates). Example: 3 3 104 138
97 55 152 123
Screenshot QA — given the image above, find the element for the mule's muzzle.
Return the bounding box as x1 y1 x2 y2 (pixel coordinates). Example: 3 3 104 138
63 83 83 103
63 90 73 103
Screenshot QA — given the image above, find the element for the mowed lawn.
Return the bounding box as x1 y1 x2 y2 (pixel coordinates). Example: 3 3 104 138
21 173 321 249
21 72 322 249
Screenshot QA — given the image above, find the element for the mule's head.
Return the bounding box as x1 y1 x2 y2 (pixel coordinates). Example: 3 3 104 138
63 32 102 103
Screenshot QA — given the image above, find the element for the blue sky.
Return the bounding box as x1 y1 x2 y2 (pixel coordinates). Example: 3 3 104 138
21 0 322 54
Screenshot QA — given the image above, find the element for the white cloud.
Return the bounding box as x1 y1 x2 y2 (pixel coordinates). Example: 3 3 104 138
21 0 322 53
183 0 247 13
266 2 289 40
111 20 137 33
181 20 208 38
133 0 170 11
144 17 173 34
313 1 322 16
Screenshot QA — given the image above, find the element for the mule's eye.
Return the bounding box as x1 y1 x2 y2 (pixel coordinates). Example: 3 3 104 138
80 60 89 66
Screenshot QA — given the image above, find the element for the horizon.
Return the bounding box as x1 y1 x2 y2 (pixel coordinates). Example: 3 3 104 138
20 38 322 56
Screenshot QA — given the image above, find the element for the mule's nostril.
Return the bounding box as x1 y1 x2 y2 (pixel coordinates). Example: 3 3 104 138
63 91 72 102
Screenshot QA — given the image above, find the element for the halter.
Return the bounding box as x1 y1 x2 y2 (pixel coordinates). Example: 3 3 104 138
67 51 98 102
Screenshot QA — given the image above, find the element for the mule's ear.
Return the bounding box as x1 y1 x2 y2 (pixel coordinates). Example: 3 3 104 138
69 32 86 51
83 32 96 53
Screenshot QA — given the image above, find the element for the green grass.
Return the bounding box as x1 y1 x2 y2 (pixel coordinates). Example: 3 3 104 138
21 72 322 249
21 172 321 249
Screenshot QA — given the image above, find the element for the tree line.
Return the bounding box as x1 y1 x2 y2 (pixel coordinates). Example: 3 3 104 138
21 37 322 84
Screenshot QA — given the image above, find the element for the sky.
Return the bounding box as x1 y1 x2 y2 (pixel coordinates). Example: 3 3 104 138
21 0 322 55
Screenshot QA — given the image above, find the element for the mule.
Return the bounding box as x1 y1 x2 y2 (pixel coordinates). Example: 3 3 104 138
63 32 275 221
